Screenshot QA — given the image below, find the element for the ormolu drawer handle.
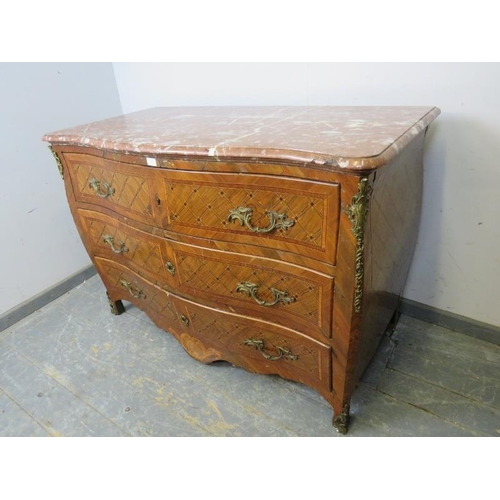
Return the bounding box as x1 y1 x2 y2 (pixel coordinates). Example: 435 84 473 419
103 235 129 254
243 338 298 361
236 281 295 307
227 207 294 234
89 178 115 198
165 261 175 276
119 279 146 299
179 314 189 327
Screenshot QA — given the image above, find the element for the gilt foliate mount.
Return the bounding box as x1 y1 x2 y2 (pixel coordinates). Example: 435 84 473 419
346 178 373 313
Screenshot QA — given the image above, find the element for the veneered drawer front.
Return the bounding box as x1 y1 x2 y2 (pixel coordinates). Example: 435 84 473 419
161 171 340 265
95 257 331 393
79 209 173 286
94 257 183 329
173 243 333 340
64 152 160 226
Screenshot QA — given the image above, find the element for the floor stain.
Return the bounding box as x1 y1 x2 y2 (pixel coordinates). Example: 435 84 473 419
154 391 174 409
204 400 240 436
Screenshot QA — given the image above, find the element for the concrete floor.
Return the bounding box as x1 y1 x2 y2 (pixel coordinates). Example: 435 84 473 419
1 275 499 437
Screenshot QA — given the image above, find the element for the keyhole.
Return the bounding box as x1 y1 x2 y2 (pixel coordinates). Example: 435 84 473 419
155 195 161 206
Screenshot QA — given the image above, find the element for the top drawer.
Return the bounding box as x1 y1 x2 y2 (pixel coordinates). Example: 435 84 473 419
64 152 160 227
160 171 340 265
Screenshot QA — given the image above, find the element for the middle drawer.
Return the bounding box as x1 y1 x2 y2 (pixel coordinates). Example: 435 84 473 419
79 209 334 340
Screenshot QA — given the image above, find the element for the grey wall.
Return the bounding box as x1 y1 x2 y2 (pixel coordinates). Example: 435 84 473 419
0 63 122 315
113 63 500 327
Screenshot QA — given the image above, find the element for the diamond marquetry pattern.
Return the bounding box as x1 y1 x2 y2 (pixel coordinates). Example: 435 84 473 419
165 181 325 248
189 308 320 378
86 219 165 276
74 162 153 217
99 261 178 322
176 252 321 327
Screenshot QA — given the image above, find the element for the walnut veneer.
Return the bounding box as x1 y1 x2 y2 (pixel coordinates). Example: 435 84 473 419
44 106 440 433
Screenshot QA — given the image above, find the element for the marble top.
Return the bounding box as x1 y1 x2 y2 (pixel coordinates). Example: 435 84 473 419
43 106 440 170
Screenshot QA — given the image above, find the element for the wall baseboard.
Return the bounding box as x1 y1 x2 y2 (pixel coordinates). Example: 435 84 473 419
1 266 499 347
0 265 97 333
399 298 500 346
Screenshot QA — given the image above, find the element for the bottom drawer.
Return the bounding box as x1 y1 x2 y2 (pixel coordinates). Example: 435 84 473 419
96 257 332 394
182 303 332 392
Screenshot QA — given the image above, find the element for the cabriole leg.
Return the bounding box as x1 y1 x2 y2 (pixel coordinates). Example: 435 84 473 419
333 404 350 435
387 308 401 335
106 292 125 315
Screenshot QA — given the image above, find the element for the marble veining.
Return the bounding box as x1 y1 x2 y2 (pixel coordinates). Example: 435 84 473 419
43 106 440 170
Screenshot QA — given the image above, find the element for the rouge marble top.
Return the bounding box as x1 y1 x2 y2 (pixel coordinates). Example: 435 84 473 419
43 106 440 171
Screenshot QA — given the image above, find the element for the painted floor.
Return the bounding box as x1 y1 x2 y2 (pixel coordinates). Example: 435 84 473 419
1 275 499 437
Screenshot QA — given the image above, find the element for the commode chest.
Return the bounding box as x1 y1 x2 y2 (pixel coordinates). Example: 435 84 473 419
43 106 440 433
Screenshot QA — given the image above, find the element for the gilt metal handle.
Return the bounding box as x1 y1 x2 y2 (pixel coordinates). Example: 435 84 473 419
119 279 146 299
89 178 115 198
235 281 295 307
243 338 298 361
227 207 294 234
179 314 189 327
165 261 175 276
103 235 129 254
